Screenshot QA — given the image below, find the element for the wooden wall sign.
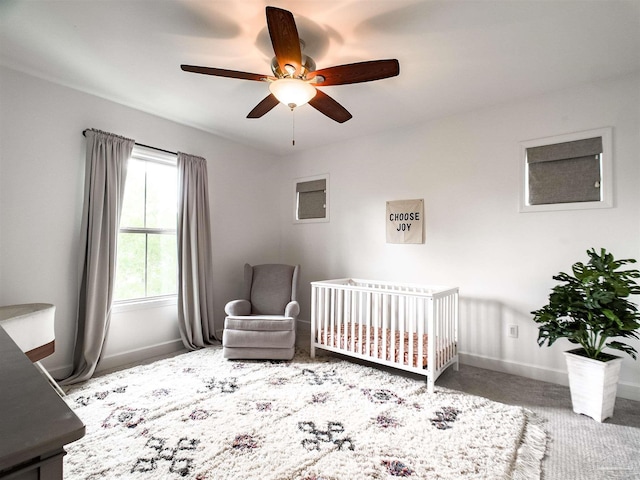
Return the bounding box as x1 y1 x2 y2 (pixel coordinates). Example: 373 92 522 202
386 199 424 244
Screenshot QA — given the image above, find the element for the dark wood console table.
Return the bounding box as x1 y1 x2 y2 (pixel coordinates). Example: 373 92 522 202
0 326 85 479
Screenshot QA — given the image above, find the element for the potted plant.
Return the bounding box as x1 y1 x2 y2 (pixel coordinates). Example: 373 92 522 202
532 248 640 422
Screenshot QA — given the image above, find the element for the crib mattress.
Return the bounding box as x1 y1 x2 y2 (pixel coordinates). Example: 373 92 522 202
317 323 435 369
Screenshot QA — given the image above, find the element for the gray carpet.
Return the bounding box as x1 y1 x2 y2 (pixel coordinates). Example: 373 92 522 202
435 364 640 480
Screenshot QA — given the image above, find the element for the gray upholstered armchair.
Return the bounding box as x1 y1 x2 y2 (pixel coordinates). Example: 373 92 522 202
222 263 300 360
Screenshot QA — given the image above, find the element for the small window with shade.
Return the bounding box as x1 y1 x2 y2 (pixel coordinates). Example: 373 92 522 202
519 127 612 212
294 174 329 223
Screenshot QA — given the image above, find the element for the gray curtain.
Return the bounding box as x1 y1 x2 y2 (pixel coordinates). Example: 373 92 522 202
177 152 217 349
61 129 134 385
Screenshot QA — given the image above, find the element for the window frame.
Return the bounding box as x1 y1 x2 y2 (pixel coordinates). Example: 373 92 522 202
113 145 178 305
293 173 330 224
519 127 613 213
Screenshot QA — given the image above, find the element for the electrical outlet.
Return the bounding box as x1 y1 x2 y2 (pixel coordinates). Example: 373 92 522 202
508 325 519 338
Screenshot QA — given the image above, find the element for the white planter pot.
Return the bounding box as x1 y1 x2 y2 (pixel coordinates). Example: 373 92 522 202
563 348 623 422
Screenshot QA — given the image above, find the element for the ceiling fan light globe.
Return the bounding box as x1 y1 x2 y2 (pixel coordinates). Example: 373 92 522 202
269 78 316 109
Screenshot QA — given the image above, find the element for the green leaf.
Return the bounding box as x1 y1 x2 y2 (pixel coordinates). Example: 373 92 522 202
607 341 637 360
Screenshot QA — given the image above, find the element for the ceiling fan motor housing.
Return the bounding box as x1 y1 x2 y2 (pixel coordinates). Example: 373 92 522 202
271 54 316 79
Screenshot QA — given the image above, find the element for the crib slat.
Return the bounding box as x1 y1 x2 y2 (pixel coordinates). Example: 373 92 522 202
365 291 371 355
435 296 440 369
439 295 445 369
350 292 359 352
409 297 420 367
373 293 380 360
398 295 405 366
417 297 424 369
319 287 324 344
343 289 349 350
358 291 364 354
335 288 341 348
330 288 336 348
448 295 453 366
382 294 388 362
447 296 452 365
331 289 340 348
390 295 396 364
341 288 346 350
310 284 317 358
427 296 436 379
440 296 445 369
436 296 443 369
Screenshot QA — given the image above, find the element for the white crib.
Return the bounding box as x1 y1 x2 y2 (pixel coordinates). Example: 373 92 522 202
310 279 459 393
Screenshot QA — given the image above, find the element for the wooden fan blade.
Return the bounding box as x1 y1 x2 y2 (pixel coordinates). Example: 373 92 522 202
309 59 400 86
308 90 352 123
266 6 302 76
181 65 268 81
247 94 280 118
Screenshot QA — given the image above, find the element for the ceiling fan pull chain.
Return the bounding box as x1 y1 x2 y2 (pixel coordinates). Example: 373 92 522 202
292 108 296 146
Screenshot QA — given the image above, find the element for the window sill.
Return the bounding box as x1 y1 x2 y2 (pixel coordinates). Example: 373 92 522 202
112 295 177 313
519 201 613 213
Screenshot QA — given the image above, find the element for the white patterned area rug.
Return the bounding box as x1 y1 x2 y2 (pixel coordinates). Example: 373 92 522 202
64 347 546 480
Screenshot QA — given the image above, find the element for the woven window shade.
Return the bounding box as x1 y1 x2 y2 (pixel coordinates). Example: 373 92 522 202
297 179 326 219
527 137 602 205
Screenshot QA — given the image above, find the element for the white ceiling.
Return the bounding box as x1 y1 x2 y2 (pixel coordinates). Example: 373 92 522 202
1 1 639 156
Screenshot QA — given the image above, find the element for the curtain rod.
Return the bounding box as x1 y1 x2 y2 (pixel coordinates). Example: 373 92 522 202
82 129 177 156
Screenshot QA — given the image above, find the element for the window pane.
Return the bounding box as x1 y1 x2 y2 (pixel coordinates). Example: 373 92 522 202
115 154 178 303
120 159 145 228
146 233 177 297
114 232 146 301
146 162 177 229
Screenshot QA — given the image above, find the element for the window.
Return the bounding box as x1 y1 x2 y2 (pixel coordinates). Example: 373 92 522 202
294 174 329 223
519 127 612 212
114 146 178 302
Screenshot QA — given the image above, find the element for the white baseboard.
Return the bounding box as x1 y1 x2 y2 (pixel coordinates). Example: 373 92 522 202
617 381 640 402
48 363 72 380
96 339 185 373
459 352 640 402
48 339 186 379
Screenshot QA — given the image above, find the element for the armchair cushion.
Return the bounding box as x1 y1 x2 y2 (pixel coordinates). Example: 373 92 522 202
225 315 295 332
222 330 295 350
249 264 296 315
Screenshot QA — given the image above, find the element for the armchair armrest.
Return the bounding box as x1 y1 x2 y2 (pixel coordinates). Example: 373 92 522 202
284 301 300 319
225 299 251 316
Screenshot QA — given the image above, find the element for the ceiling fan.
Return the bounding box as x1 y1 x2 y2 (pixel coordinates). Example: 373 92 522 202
180 6 400 123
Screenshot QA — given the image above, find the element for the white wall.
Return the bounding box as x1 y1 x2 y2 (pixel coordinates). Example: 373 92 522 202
0 66 283 376
2 65 639 400
278 72 640 400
